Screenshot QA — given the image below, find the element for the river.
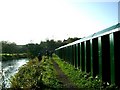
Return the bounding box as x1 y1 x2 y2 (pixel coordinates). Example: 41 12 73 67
0 58 29 89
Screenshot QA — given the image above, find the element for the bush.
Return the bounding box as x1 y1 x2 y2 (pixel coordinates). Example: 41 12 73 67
10 56 63 89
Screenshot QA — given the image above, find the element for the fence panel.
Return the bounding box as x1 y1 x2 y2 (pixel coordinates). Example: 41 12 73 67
55 23 120 86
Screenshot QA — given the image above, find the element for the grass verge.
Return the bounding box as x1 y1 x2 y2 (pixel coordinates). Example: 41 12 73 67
53 54 117 89
10 56 63 89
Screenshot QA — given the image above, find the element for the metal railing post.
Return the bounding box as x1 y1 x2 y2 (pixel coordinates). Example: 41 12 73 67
90 39 93 76
109 33 115 84
98 37 102 80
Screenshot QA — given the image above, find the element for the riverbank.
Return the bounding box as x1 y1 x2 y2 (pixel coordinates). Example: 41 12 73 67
10 54 118 89
1 58 29 88
1 53 27 61
10 56 63 89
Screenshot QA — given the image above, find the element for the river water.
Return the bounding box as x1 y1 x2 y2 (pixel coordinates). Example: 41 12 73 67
0 58 29 89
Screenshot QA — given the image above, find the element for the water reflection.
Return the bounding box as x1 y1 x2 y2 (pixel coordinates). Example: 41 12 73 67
1 58 29 88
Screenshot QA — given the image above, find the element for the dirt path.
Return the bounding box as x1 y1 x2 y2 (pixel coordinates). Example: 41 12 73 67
52 59 77 89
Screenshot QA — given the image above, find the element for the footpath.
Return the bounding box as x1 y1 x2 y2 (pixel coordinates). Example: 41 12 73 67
10 55 106 89
52 59 77 89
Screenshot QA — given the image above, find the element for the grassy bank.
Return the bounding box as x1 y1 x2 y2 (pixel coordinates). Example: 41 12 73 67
53 54 117 89
10 56 63 89
1 53 27 60
10 54 118 89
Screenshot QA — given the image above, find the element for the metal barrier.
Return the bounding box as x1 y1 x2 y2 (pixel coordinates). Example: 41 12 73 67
55 23 120 86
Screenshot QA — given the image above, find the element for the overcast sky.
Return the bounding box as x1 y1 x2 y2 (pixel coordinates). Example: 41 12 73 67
0 0 119 45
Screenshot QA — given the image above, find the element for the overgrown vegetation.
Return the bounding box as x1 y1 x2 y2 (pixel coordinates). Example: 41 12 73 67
10 54 118 89
1 53 27 60
10 56 63 89
53 54 117 89
1 37 80 59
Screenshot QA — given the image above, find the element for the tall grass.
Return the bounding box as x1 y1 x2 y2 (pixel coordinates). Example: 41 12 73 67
53 54 112 89
10 56 62 89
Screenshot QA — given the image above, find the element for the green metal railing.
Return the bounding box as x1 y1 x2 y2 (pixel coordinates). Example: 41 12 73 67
55 23 120 86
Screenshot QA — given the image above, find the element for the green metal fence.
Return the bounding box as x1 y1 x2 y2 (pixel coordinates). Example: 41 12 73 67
55 23 120 86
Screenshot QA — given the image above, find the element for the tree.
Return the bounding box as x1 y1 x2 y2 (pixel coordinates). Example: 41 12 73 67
1 36 80 58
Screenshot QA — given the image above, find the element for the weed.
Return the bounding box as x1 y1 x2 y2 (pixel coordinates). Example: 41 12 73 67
10 56 62 89
53 54 103 89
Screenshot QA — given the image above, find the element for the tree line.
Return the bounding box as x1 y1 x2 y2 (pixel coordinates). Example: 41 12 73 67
1 37 80 59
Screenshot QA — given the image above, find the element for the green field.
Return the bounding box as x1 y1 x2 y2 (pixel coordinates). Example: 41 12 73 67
1 53 27 60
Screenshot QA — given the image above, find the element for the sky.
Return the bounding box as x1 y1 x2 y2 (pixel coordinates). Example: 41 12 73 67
0 0 119 45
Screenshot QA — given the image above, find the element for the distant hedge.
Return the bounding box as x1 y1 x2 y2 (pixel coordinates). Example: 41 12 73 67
1 53 27 61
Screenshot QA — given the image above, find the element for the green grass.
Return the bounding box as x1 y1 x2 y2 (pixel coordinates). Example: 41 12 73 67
2 53 27 60
10 56 63 89
53 54 105 89
10 54 118 89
